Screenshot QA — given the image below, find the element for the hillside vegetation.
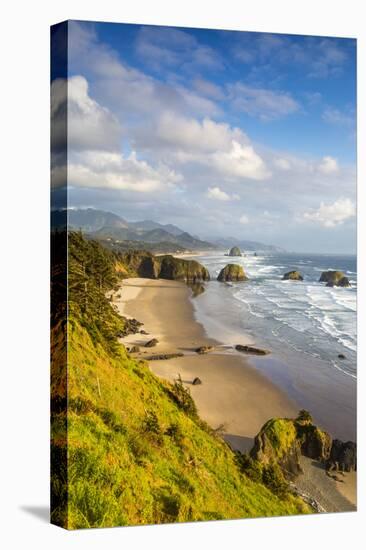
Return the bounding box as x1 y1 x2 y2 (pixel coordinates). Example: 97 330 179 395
51 232 310 529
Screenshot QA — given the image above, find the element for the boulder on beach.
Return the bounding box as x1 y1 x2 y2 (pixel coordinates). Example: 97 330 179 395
282 270 303 281
217 264 248 282
145 338 159 348
192 377 202 386
145 353 184 361
319 270 350 287
129 345 140 353
235 344 269 355
228 246 242 257
195 345 214 354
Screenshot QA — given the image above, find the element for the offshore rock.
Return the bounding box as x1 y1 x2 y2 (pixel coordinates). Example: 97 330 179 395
283 271 303 281
217 264 248 282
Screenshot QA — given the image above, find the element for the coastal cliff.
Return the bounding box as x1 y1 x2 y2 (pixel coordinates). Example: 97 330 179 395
51 232 310 528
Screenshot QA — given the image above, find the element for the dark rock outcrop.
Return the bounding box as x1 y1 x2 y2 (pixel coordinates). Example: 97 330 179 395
145 338 159 348
121 250 210 283
229 246 242 257
129 345 140 353
282 271 303 281
145 353 184 361
217 264 248 282
192 377 202 385
158 255 210 283
319 271 350 287
251 411 335 480
195 345 214 354
326 440 357 472
235 344 269 355
250 417 303 478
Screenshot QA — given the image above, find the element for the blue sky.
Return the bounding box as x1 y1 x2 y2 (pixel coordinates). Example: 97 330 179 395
51 21 357 252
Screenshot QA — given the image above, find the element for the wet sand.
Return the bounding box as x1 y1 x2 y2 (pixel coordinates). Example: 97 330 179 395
113 278 297 452
112 277 356 510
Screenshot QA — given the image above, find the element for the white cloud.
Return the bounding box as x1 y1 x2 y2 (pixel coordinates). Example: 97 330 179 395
51 75 121 152
303 198 355 227
318 156 339 174
274 158 291 171
227 83 300 120
212 140 271 180
135 26 223 72
239 214 249 224
322 107 355 128
67 150 182 193
207 186 239 201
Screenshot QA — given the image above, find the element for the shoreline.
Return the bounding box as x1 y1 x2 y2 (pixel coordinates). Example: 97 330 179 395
113 278 298 453
112 277 356 511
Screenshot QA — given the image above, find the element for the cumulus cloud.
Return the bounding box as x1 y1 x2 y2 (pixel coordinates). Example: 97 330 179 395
67 150 182 193
318 156 339 174
227 83 299 120
207 187 239 201
212 140 271 180
51 75 121 152
303 198 355 227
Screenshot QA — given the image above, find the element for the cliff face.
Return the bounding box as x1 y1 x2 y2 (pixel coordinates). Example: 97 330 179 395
51 232 309 529
120 250 210 283
158 255 210 283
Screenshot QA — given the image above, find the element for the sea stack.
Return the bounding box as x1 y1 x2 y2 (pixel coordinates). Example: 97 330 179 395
217 264 248 282
282 270 303 281
228 246 242 257
319 271 350 287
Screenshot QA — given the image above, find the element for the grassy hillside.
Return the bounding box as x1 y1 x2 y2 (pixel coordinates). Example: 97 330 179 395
51 232 310 529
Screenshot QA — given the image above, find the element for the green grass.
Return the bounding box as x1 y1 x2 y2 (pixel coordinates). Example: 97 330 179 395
50 320 310 528
51 232 311 528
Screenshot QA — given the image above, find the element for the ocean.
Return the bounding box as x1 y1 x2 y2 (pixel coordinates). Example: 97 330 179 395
191 251 357 380
189 250 357 440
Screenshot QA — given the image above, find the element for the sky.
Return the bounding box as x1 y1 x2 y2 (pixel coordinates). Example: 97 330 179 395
51 21 357 253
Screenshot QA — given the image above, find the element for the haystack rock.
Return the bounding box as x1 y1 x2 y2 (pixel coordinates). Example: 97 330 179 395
228 246 242 257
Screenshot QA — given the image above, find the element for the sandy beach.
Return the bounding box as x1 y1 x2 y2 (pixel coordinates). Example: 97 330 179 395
112 277 356 511
113 278 297 452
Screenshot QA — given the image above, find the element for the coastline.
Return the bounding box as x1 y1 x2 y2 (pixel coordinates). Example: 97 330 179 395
113 277 356 511
113 278 297 453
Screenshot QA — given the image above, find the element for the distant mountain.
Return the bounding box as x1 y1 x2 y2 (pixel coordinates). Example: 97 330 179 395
52 208 129 232
213 237 285 253
92 226 215 251
52 208 216 251
128 220 184 236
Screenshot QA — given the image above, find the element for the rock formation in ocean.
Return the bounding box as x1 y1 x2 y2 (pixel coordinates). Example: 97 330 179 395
319 270 350 287
217 264 248 282
282 270 303 281
228 246 242 256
